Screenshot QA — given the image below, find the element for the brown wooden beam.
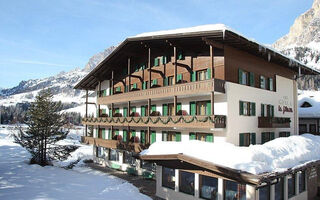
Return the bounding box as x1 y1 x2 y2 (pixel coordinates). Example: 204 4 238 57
128 58 131 92
148 48 151 89
173 46 177 85
98 81 102 97
202 37 224 49
173 95 177 116
128 101 131 116
210 45 215 79
85 90 88 118
111 70 114 95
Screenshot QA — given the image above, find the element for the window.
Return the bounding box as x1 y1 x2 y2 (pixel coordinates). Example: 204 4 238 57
287 174 296 198
168 103 174 116
275 178 284 200
177 50 184 60
162 56 169 64
260 76 266 89
142 81 147 90
299 171 306 193
239 101 255 116
96 146 105 158
239 69 248 85
123 129 127 142
140 130 146 144
124 151 135 165
259 185 270 200
299 124 307 134
151 131 156 144
176 74 183 83
141 161 156 171
224 180 246 200
154 58 159 66
309 124 317 133
109 149 119 161
167 76 174 86
179 171 194 195
162 167 175 190
162 131 181 142
200 175 218 200
123 107 128 117
261 132 275 144
189 132 214 142
141 105 147 117
300 101 312 108
279 132 290 137
261 104 274 117
197 70 207 81
239 133 256 146
151 79 158 87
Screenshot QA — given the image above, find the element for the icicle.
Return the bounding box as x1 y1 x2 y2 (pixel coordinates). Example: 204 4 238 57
268 53 271 61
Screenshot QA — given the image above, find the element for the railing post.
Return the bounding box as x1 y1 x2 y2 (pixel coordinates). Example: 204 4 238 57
211 91 215 116
85 89 88 118
174 96 177 116
148 48 152 89
173 46 177 85
128 101 131 116
128 57 131 92
111 70 114 95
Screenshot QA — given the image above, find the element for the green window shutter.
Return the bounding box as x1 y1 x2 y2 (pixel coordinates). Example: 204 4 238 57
123 107 128 117
142 81 147 90
152 79 158 86
191 71 196 82
206 101 212 116
162 104 168 116
177 74 182 82
141 130 145 144
115 108 120 114
141 106 146 117
190 102 196 116
133 83 137 89
260 76 265 89
151 105 156 112
249 72 255 86
189 132 196 140
102 129 106 139
251 102 256 116
108 129 112 140
206 134 214 143
116 130 119 135
175 132 181 142
164 77 168 86
103 90 107 96
162 56 167 64
261 133 266 144
109 109 112 117
102 109 106 114
271 132 275 140
151 131 156 144
250 133 256 145
116 87 121 92
131 106 136 113
261 104 265 117
206 68 211 80
239 101 244 115
154 58 159 66
287 132 290 137
271 105 274 117
269 78 273 91
239 133 244 146
178 51 184 60
131 130 136 137
162 131 167 141
123 129 127 142
238 69 243 84
177 103 182 114
110 88 113 95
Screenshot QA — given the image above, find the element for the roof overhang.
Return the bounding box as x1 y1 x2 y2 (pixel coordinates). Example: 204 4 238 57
75 29 320 91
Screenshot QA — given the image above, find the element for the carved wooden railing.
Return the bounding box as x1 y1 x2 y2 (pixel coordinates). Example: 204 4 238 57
97 79 225 104
82 115 226 129
81 136 148 153
258 117 291 128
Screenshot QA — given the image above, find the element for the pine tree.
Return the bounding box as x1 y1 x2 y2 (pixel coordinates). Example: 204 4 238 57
14 89 78 166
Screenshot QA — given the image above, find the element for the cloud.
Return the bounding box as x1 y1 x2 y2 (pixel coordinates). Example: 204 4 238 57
9 59 73 67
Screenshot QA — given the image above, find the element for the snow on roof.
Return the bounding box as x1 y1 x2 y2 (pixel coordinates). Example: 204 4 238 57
130 24 231 38
140 134 320 175
298 90 320 118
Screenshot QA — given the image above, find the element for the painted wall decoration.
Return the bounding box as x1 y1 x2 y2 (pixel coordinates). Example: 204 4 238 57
278 96 293 114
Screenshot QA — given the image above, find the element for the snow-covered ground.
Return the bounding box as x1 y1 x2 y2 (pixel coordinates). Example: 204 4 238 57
0 125 150 200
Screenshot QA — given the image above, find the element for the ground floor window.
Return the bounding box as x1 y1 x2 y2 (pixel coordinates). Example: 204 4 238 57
123 151 135 166
261 132 275 144
189 132 213 142
224 180 246 200
200 175 218 200
274 178 284 200
162 167 175 190
162 131 181 141
141 161 156 172
179 171 194 195
239 133 256 146
96 146 105 158
299 124 307 134
309 124 317 133
279 132 290 137
299 171 306 193
287 174 296 199
259 185 270 200
109 149 119 161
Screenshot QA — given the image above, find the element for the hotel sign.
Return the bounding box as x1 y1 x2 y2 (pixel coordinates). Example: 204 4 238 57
278 96 293 114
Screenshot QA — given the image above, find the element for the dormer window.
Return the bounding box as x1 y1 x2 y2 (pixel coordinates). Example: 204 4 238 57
301 101 312 108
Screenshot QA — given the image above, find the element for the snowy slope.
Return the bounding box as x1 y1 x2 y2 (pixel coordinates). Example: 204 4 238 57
0 125 150 200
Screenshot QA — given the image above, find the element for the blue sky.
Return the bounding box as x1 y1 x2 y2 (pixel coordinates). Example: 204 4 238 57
0 0 313 88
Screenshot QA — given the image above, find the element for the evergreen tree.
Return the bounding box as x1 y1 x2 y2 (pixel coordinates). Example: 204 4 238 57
14 89 78 166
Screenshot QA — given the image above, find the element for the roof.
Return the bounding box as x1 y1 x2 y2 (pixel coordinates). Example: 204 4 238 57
139 134 320 185
298 90 320 118
75 24 320 90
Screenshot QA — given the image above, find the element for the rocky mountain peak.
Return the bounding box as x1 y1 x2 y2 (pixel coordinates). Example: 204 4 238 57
83 46 116 72
273 0 320 50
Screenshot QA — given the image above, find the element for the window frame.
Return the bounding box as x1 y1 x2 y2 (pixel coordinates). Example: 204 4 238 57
162 167 175 190
199 175 218 200
179 170 195 196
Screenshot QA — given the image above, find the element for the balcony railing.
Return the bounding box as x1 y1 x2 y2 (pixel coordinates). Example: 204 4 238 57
82 115 226 129
97 79 225 104
258 117 291 128
81 136 148 153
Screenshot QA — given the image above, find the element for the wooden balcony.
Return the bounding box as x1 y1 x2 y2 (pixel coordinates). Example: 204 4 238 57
81 136 148 153
97 79 225 104
258 117 291 128
82 115 226 129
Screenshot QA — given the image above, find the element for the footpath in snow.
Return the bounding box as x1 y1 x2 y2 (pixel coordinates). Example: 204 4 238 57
0 125 150 200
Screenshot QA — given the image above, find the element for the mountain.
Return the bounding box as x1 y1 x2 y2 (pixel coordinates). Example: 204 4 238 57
273 0 320 89
0 46 115 115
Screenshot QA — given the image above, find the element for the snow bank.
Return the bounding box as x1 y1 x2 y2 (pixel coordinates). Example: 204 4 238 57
298 90 320 118
140 134 320 175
